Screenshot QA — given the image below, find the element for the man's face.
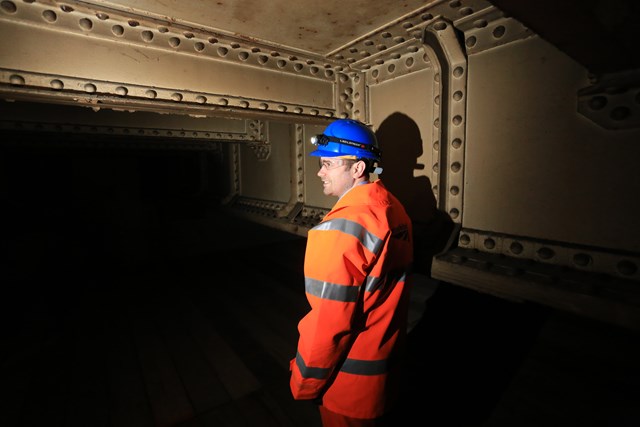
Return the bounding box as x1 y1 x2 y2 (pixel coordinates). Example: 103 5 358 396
317 157 355 197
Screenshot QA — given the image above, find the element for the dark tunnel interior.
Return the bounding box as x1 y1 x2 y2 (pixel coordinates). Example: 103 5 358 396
1 132 639 427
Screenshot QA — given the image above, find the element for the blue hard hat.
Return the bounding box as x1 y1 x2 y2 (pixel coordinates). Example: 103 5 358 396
309 119 381 161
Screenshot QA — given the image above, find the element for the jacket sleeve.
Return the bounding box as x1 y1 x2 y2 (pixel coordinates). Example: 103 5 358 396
290 216 384 400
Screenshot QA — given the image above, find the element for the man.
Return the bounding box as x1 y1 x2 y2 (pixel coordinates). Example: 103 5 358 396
290 119 414 426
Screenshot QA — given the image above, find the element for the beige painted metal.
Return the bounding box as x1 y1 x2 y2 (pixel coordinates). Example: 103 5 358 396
464 36 640 254
0 0 497 121
238 121 292 202
0 99 255 139
302 123 332 209
91 0 434 56
369 68 436 222
1 0 639 325
0 8 336 115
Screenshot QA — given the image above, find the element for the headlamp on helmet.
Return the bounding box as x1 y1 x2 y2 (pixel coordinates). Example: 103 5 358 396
309 119 382 163
310 134 381 159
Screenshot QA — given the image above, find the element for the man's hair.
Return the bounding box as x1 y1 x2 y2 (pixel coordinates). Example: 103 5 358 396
357 157 376 174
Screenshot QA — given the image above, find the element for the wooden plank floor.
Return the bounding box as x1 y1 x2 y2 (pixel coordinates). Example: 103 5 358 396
2 209 639 427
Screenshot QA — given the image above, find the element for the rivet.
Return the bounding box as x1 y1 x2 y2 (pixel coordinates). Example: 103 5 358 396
484 238 495 249
79 18 92 30
474 19 488 28
466 36 477 48
510 242 523 254
573 253 592 267
537 247 554 260
589 96 607 110
1 1 17 13
433 22 447 31
42 10 57 22
112 25 124 36
493 25 506 38
9 74 25 85
617 260 637 276
460 7 473 16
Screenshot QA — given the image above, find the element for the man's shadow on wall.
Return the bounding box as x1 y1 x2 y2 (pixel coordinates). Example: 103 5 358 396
377 112 547 426
376 111 453 277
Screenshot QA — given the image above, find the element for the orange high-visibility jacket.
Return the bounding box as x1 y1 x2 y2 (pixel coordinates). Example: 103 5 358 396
290 179 413 419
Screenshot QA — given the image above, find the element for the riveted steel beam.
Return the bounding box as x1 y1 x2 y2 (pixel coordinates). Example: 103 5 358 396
422 19 468 224
0 0 346 121
577 70 640 130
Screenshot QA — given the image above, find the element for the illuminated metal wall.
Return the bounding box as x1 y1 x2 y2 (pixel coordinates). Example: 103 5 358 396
1 0 638 329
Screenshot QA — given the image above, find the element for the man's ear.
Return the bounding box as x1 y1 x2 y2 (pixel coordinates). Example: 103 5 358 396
352 160 367 178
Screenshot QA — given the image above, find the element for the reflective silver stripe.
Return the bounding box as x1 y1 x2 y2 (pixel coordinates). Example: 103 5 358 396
399 271 407 283
340 357 388 376
296 351 331 379
305 277 360 302
364 271 407 293
312 218 384 255
364 275 382 293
